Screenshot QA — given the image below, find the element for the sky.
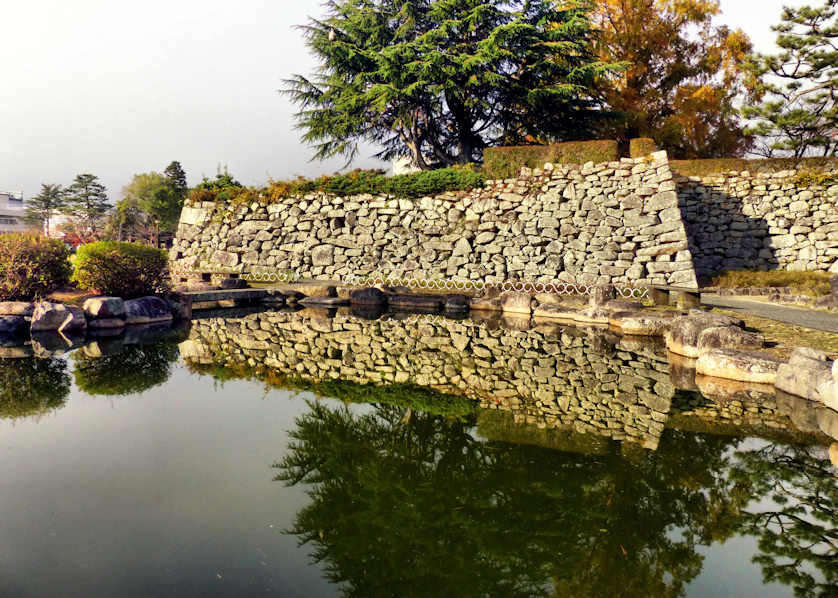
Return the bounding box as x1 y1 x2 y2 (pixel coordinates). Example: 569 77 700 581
1 0 812 200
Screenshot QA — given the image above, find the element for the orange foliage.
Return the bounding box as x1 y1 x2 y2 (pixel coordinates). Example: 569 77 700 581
593 0 753 158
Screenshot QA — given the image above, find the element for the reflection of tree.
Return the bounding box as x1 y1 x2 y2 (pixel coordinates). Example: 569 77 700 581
73 343 179 396
275 402 740 598
730 444 838 598
0 357 71 418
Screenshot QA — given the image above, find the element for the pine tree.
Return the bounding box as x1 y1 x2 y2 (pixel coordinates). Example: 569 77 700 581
164 161 188 199
284 0 618 169
63 173 110 236
743 0 838 157
24 183 65 236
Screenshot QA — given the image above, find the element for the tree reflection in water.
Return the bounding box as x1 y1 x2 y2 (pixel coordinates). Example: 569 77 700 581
274 402 754 598
730 444 837 597
73 342 180 397
0 356 71 419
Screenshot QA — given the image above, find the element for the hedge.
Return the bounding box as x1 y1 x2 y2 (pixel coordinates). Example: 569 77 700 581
0 233 72 301
72 241 170 298
482 140 620 179
670 156 838 178
629 138 659 158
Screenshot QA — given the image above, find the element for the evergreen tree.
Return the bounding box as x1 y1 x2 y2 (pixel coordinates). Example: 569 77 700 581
744 0 838 157
24 183 65 236
163 161 188 199
284 0 618 169
63 173 110 236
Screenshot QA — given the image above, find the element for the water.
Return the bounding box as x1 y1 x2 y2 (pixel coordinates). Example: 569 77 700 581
0 308 835 597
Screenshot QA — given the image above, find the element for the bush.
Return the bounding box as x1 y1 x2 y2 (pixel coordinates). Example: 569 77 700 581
0 233 72 300
629 138 659 158
266 166 486 201
72 241 170 298
483 140 620 179
670 156 838 178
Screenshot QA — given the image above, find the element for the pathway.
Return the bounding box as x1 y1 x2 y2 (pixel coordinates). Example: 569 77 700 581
703 295 838 334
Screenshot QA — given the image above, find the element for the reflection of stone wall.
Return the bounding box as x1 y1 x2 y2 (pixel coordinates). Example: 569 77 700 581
678 171 838 276
172 154 698 287
181 310 830 449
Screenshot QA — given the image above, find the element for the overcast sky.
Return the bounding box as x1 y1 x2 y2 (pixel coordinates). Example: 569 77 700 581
2 0 810 199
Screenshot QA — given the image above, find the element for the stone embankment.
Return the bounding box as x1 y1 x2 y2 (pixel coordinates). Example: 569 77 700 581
172 152 699 288
171 154 838 288
678 170 838 276
180 308 837 449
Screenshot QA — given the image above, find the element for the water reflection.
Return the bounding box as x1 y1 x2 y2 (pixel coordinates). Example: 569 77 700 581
183 310 835 449
0 356 70 419
274 402 836 597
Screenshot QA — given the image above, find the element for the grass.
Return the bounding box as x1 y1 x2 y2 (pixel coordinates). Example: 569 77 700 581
711 309 838 359
710 270 833 297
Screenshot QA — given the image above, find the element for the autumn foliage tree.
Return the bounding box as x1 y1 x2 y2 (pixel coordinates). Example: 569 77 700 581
593 0 754 158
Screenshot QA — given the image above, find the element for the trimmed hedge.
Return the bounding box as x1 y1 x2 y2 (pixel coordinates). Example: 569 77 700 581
629 138 659 158
72 241 170 298
0 233 72 301
482 140 620 179
671 156 838 178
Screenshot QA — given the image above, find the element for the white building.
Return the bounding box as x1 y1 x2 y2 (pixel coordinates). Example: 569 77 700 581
0 191 28 233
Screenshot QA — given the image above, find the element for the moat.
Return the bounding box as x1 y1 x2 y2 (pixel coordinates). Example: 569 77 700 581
0 308 835 597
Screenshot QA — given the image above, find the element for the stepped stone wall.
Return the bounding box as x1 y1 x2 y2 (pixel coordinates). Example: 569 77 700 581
172 152 699 287
180 310 831 449
172 155 838 286
678 169 838 276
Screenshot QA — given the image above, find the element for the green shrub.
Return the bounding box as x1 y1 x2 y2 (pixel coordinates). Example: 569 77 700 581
0 233 72 300
73 241 170 298
265 166 485 202
629 138 659 158
482 140 620 179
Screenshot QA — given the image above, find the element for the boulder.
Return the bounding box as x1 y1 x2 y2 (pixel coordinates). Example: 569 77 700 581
665 313 745 358
88 318 127 330
573 307 611 325
589 284 616 307
82 296 126 319
501 293 533 315
603 299 643 314
697 326 765 355
695 349 783 384
298 296 350 307
775 348 834 403
349 288 388 306
533 303 580 320
611 313 671 336
695 375 776 402
388 294 444 311
278 282 336 299
533 293 563 306
817 409 838 442
124 297 174 325
30 302 87 333
470 295 503 312
0 301 35 317
444 294 470 312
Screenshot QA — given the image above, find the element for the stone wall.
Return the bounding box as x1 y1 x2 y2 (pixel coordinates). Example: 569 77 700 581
172 152 698 287
180 309 831 449
172 156 838 286
678 169 838 276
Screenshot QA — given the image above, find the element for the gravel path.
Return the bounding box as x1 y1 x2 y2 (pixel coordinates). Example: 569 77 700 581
703 295 838 334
